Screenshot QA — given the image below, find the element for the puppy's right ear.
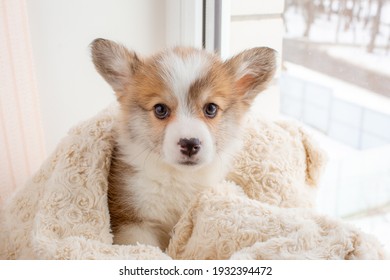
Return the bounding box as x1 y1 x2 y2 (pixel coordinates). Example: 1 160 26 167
90 38 141 94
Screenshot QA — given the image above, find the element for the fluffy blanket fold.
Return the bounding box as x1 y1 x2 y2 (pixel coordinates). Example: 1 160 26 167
0 106 386 259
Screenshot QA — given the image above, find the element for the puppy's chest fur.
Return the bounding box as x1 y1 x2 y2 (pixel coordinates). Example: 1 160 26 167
107 146 213 243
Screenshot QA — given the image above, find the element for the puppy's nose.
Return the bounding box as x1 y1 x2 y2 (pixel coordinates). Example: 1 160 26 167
178 138 201 157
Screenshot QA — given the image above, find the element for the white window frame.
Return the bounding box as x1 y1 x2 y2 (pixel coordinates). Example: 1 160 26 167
165 0 230 58
204 0 231 58
165 0 203 48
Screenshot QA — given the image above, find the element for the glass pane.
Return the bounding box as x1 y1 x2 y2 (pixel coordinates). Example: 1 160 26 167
282 0 390 251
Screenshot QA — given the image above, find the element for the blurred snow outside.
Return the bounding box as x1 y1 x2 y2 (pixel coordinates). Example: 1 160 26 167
282 0 390 254
283 1 390 51
281 64 390 254
327 46 390 77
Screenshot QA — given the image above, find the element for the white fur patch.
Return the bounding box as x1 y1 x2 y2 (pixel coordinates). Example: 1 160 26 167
158 51 211 114
128 157 226 224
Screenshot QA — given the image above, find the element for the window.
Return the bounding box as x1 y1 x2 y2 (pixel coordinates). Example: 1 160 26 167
220 0 389 252
281 0 390 251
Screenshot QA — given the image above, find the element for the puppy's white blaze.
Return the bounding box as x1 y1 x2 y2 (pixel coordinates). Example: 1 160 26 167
159 51 211 109
163 115 214 166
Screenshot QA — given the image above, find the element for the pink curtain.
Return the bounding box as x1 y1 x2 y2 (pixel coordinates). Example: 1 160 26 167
0 0 46 204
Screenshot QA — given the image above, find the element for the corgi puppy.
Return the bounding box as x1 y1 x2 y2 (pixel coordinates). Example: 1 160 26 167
90 38 276 250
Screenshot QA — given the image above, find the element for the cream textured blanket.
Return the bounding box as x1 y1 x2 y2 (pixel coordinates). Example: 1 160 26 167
0 106 386 259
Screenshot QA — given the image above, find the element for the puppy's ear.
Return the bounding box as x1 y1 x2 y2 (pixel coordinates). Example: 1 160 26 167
225 47 276 104
90 38 141 94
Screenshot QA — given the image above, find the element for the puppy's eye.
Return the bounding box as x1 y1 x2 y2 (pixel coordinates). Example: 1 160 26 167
153 104 170 119
204 103 218 118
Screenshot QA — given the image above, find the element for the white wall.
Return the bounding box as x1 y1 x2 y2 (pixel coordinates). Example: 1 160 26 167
27 0 167 153
230 0 285 118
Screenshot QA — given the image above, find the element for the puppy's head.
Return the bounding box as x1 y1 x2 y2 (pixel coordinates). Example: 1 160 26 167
91 38 276 170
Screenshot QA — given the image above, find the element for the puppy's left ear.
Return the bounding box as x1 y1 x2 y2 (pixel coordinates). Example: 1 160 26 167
225 47 276 104
90 38 141 96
